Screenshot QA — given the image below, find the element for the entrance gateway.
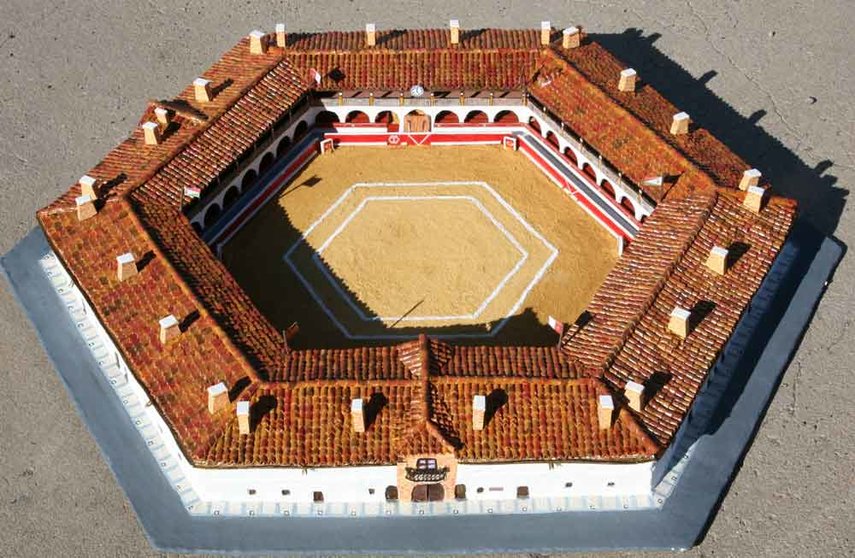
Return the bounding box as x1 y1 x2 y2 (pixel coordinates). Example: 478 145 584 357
411 484 444 502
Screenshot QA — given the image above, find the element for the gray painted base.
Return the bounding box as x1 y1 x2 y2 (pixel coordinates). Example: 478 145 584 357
1 223 841 554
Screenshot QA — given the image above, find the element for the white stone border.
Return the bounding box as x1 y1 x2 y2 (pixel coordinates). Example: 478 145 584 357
283 182 559 340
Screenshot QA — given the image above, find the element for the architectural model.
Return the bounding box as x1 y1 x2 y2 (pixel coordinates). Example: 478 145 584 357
33 22 796 520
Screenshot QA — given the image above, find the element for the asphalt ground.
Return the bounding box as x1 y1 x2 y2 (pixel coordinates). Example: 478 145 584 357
0 1 852 556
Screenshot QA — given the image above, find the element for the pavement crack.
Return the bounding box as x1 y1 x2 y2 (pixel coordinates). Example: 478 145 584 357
788 361 801 416
683 0 802 146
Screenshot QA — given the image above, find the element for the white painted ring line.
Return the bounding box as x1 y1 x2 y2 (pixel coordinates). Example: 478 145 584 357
282 181 558 340
311 195 529 323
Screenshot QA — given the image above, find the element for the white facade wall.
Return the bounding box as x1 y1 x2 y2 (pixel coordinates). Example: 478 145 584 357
456 461 654 501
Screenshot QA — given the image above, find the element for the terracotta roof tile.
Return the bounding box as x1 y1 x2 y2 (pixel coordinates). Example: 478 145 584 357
36 29 797 468
37 199 258 461
41 37 285 214
285 28 543 51
130 200 284 379
554 42 759 193
564 191 795 445
283 50 539 92
205 358 656 467
137 58 308 206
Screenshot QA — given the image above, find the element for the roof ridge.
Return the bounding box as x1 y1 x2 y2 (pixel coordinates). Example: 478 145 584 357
283 28 545 52
121 199 264 386
567 191 718 374
601 191 718 371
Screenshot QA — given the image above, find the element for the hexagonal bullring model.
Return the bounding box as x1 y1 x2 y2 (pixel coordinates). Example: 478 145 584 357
32 21 797 538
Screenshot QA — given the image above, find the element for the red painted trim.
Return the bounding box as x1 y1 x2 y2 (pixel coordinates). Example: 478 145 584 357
325 132 508 145
523 125 642 229
519 139 632 240
214 142 318 244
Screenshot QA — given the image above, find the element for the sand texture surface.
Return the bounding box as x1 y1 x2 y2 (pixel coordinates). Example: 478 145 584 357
223 146 617 345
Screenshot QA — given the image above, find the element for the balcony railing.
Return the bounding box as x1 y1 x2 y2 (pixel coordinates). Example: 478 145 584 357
404 467 449 483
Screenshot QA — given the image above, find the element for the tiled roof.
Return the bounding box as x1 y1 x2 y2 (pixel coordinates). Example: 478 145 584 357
563 190 796 445
134 57 308 206
283 50 539 92
130 198 284 380
37 199 257 462
42 37 288 214
285 28 544 51
36 28 797 468
553 42 757 195
204 338 657 467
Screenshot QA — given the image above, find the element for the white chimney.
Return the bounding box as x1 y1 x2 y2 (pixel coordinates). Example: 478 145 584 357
668 306 691 339
744 185 767 213
624 380 645 412
154 107 170 126
562 26 581 49
540 21 551 46
739 168 762 191
472 394 486 431
351 398 365 433
236 401 251 435
365 23 376 46
642 175 664 187
142 121 160 146
207 382 228 414
116 252 138 282
618 68 637 92
449 19 460 45
79 175 99 199
75 194 96 221
193 78 212 103
249 30 268 54
159 314 180 344
275 23 286 47
706 245 730 275
670 112 690 135
597 395 614 430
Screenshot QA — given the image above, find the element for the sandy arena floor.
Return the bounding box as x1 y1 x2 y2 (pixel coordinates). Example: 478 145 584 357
222 146 618 346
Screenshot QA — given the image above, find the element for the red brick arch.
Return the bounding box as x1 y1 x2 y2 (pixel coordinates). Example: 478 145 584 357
464 110 488 124
345 110 369 123
435 110 459 124
494 110 519 124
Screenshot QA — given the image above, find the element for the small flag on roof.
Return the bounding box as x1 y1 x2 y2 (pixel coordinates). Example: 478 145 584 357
309 68 322 86
183 186 201 199
284 321 300 342
547 315 564 336
642 175 664 187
